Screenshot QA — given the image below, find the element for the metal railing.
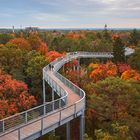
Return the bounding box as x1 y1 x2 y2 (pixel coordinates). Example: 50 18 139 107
0 75 68 134
0 48 134 139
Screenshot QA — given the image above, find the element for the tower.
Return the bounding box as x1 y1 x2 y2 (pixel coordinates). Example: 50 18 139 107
12 26 15 33
104 24 107 30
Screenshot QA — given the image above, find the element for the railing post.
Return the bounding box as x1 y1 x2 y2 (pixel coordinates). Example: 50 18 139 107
25 111 28 123
65 96 68 105
59 110 62 125
41 118 44 135
80 90 82 98
18 129 21 140
74 104 77 117
59 99 61 108
59 87 61 97
2 121 4 132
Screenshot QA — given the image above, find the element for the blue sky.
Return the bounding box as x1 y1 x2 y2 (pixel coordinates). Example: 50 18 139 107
0 0 140 28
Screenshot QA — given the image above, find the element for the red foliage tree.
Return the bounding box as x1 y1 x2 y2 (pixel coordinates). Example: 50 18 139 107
64 59 78 70
0 70 37 119
117 63 131 74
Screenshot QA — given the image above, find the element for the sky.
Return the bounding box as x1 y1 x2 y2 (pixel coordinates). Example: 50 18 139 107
0 0 140 29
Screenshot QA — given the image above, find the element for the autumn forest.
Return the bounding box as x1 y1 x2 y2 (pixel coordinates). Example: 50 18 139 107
0 28 140 140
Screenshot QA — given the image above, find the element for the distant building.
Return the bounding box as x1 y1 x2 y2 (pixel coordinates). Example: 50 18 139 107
52 30 62 37
25 27 39 32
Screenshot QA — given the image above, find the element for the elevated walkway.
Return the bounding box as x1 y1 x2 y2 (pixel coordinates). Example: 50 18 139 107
0 48 134 140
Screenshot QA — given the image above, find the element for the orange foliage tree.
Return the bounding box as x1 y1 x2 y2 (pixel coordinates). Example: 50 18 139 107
121 70 140 81
9 37 31 50
46 51 64 62
0 70 37 119
37 42 48 55
89 61 140 82
89 61 117 82
66 32 85 39
27 32 49 55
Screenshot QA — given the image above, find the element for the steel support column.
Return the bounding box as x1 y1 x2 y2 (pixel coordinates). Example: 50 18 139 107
80 112 85 140
73 65 76 71
77 58 80 71
52 89 55 111
66 122 70 140
77 58 80 84
52 130 55 137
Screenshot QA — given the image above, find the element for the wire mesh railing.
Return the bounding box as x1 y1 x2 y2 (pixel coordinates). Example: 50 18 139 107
0 80 68 134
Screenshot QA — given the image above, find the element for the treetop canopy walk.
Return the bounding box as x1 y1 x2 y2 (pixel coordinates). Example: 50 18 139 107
0 48 134 140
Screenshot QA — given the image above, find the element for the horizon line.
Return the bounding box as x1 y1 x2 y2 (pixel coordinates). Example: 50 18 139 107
0 27 140 30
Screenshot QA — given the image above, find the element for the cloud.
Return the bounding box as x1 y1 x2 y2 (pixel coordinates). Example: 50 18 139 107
33 12 71 23
0 0 140 28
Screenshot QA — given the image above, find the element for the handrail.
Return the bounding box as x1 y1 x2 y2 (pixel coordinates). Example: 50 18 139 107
0 102 80 137
0 47 134 138
0 71 68 133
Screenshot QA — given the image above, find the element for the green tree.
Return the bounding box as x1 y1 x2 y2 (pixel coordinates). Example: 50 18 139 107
103 24 111 41
92 39 113 52
84 134 93 140
37 132 60 140
87 77 140 139
129 29 140 46
0 33 13 44
26 51 49 100
128 48 140 72
113 37 125 63
0 45 27 80
95 123 132 140
28 32 42 50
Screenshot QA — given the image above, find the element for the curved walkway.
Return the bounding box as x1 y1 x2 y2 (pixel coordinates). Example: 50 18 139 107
0 48 134 140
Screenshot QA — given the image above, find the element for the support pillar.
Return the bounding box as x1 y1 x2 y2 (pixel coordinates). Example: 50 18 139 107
66 122 70 140
80 113 85 140
77 58 80 71
52 129 55 136
43 79 46 115
63 65 65 73
73 65 76 71
77 58 80 84
52 89 55 111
